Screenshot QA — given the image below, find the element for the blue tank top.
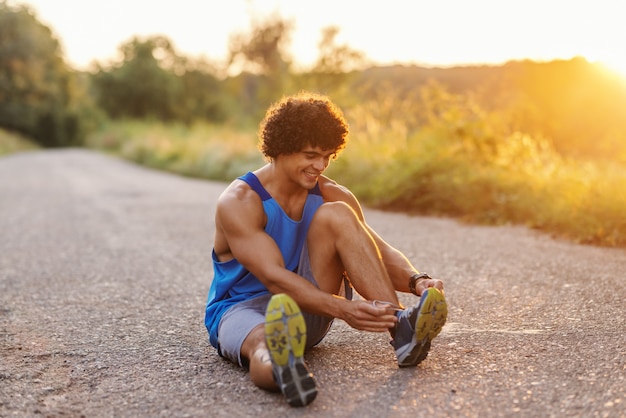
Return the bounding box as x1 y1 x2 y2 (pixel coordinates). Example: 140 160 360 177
204 172 324 348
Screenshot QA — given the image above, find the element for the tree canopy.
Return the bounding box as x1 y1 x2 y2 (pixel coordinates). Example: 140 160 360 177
0 1 88 147
91 35 225 123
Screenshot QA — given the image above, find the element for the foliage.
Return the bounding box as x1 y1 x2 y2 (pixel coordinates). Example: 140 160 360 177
293 26 367 99
179 61 228 123
84 78 626 247
91 36 181 120
85 120 263 181
496 58 626 162
228 14 293 77
0 1 96 147
353 58 626 165
326 82 626 247
0 127 38 155
91 36 227 124
226 15 294 119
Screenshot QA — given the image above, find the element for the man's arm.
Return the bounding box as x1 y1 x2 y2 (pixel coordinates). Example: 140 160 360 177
367 226 444 295
215 182 395 332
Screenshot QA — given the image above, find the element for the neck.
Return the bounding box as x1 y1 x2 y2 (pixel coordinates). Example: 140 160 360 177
255 164 310 220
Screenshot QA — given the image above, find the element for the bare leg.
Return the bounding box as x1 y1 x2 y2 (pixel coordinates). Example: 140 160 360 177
306 201 399 305
242 202 400 392
241 325 277 391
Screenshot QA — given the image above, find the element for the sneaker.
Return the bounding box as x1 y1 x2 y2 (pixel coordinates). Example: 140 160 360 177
264 293 317 407
392 288 448 367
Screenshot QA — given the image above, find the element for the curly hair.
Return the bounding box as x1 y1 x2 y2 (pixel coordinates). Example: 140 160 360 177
258 91 349 161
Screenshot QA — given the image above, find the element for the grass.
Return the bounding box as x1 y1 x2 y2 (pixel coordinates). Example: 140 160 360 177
85 119 265 181
83 114 626 248
0 128 39 156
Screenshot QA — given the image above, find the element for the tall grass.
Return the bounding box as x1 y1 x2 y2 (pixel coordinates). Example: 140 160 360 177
85 86 626 247
86 120 264 181
329 85 626 247
0 128 39 156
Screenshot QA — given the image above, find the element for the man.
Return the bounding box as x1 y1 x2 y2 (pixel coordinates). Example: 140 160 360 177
205 91 447 407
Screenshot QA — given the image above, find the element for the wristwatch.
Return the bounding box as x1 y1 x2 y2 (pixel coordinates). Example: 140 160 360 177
409 273 431 296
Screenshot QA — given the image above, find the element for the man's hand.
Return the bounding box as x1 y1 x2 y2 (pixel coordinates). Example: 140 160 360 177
340 299 398 332
414 275 445 296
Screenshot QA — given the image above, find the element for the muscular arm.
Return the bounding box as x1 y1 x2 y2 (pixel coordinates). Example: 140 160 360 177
369 227 444 295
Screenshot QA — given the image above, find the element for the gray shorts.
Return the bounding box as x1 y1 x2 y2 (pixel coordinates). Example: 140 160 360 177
217 244 351 368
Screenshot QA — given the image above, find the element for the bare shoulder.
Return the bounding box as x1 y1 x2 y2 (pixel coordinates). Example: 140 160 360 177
216 179 264 224
318 176 361 208
219 179 259 206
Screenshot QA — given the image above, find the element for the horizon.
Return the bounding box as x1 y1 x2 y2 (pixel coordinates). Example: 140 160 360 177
17 0 626 77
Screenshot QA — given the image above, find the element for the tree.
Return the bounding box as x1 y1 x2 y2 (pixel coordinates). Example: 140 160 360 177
227 15 294 117
178 58 227 123
0 1 86 146
92 36 227 123
228 14 293 77
91 36 182 120
298 26 367 96
313 26 366 74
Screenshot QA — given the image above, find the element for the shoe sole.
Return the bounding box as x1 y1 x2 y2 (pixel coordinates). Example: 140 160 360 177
265 293 317 407
399 288 448 367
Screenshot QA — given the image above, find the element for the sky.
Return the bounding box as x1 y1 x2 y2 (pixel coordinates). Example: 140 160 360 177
18 0 626 75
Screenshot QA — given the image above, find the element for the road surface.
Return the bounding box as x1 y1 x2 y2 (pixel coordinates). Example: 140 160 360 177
1 149 624 417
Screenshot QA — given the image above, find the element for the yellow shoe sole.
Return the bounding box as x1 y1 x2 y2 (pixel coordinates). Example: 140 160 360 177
415 287 448 343
397 287 448 367
264 293 317 407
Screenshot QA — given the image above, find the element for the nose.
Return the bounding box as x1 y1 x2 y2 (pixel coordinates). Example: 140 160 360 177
313 156 329 171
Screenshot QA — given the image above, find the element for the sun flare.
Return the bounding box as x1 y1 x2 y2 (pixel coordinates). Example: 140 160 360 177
598 58 626 81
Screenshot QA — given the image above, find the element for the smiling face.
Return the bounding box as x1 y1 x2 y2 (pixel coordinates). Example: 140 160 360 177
275 146 337 189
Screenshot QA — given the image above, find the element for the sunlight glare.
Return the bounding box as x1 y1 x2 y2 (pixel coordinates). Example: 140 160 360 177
598 58 626 82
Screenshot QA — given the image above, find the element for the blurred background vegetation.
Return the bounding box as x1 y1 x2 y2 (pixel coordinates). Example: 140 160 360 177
1 2 625 247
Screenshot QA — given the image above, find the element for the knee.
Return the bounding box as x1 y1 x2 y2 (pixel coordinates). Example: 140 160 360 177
312 201 360 231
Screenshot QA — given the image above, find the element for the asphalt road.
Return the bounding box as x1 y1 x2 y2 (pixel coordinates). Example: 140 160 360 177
1 149 624 418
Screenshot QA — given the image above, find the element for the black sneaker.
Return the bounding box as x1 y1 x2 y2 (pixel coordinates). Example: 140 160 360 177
392 288 448 367
264 293 317 407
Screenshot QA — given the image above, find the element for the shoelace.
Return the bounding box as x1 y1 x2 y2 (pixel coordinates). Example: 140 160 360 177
371 300 403 311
